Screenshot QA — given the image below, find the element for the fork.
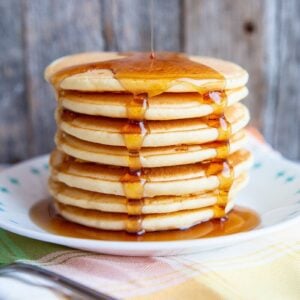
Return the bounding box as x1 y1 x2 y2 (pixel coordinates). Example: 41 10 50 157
0 262 117 300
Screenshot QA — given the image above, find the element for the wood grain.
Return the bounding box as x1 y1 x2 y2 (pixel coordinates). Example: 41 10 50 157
101 0 182 51
271 0 300 159
0 0 29 163
184 0 268 130
24 0 104 156
261 0 279 148
0 0 299 162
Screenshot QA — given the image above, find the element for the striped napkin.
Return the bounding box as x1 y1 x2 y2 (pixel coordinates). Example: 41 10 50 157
0 130 299 300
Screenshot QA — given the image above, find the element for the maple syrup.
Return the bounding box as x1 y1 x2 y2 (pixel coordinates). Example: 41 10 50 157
30 200 260 241
50 52 226 96
120 170 146 233
119 93 149 233
203 91 228 115
205 159 234 216
49 52 244 234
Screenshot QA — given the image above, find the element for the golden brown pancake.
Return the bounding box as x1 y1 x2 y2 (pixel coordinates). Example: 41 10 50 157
58 87 248 120
50 149 252 198
45 51 251 234
55 130 247 167
58 103 249 147
45 52 249 93
54 200 236 232
50 172 248 214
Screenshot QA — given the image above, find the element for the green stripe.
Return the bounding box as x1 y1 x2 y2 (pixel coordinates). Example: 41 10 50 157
5 230 68 260
0 229 69 264
0 242 15 264
0 230 26 261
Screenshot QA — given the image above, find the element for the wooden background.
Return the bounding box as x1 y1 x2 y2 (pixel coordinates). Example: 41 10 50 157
0 0 299 163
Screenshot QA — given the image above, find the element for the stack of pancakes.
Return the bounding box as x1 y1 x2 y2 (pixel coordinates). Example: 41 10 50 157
45 52 252 234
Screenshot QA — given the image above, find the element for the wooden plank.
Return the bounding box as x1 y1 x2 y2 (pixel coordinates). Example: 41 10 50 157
101 0 182 51
151 0 182 51
184 0 269 131
184 0 300 160
270 0 300 160
0 0 29 163
24 0 104 156
260 0 279 150
0 0 298 162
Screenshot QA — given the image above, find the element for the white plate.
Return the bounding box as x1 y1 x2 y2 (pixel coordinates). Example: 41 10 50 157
0 136 299 256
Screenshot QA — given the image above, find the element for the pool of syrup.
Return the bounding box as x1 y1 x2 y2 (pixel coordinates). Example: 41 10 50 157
30 200 260 242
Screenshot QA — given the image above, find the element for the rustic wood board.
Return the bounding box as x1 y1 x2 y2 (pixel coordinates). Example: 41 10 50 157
269 0 300 159
0 0 29 163
24 0 104 157
184 0 268 130
101 0 181 51
0 0 299 162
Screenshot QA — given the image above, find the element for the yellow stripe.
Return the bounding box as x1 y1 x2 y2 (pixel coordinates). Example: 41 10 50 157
98 242 300 295
129 278 222 300
171 257 243 299
180 241 299 269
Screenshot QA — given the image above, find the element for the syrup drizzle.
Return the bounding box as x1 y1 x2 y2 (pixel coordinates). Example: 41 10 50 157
202 91 233 216
49 52 225 97
205 159 234 214
50 52 236 234
203 90 228 115
150 0 155 59
120 93 149 233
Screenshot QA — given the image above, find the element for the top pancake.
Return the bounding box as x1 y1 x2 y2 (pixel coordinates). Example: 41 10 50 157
45 52 248 93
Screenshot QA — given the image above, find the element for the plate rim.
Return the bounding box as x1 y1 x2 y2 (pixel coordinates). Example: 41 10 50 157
0 151 299 252
0 209 299 251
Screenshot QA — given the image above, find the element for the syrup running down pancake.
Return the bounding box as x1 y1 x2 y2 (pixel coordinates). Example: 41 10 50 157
44 51 256 235
55 130 247 167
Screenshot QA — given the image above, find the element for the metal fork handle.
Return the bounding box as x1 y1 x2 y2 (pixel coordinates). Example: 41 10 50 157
0 262 117 300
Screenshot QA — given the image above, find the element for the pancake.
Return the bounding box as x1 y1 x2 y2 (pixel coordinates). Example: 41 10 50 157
45 51 252 234
54 200 235 232
55 130 247 167
58 103 249 147
45 52 249 93
49 172 248 214
50 149 252 198
58 87 248 120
